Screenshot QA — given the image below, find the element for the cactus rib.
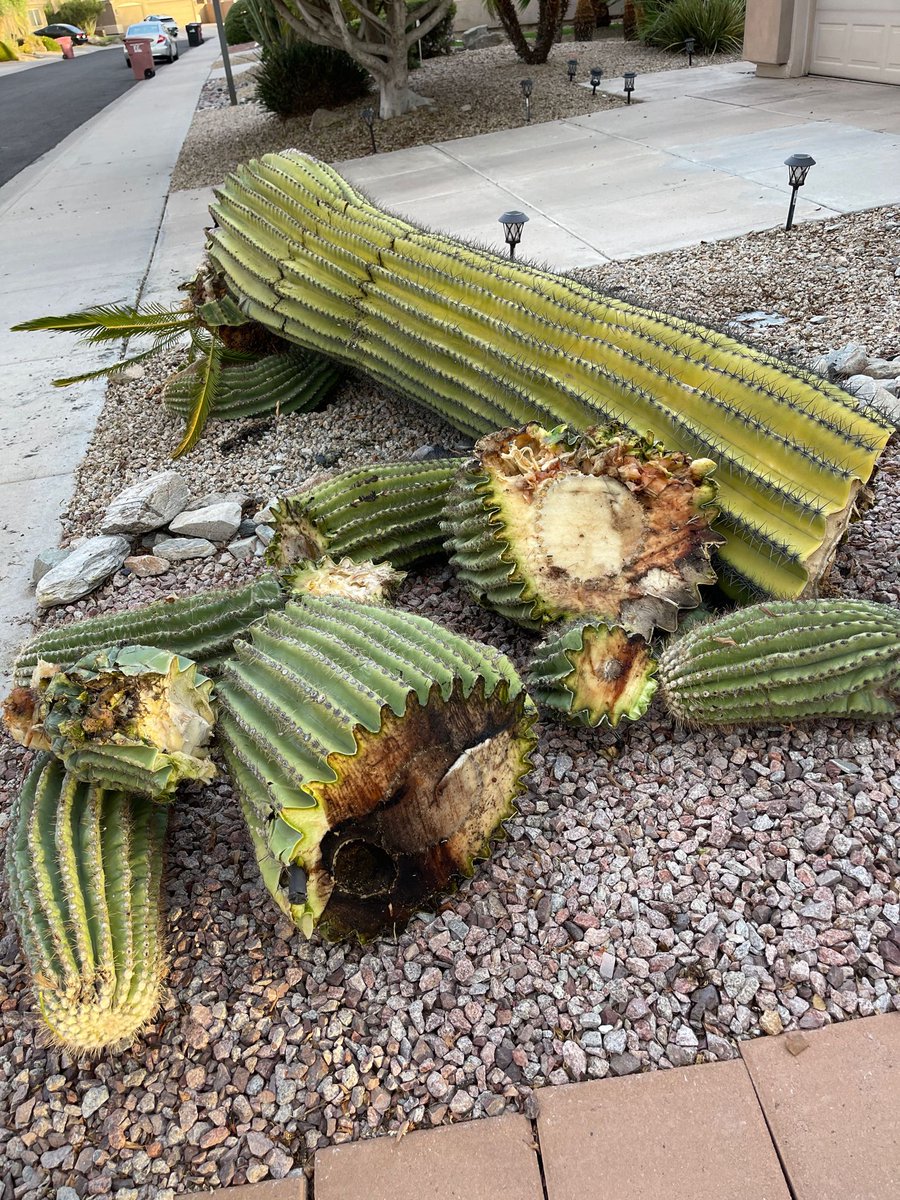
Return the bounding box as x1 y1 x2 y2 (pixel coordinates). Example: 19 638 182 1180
6 755 168 1054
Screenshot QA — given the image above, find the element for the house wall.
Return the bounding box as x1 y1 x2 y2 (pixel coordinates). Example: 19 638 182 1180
100 0 201 34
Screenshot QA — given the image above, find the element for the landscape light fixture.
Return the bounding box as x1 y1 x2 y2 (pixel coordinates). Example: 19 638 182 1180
590 66 604 95
784 153 815 231
624 71 636 103
685 36 695 66
567 58 578 82
499 210 529 260
361 106 377 154
520 77 533 122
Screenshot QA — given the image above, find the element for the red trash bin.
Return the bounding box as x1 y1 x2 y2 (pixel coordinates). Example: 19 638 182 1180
124 36 155 79
58 35 75 58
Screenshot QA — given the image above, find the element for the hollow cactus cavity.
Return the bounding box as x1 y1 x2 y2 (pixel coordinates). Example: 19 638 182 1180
442 423 722 634
658 599 900 726
5 646 217 801
215 596 537 939
528 620 658 727
6 755 169 1054
204 150 891 601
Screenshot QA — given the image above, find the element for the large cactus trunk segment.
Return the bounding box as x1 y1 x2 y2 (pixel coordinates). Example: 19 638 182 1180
13 576 285 688
6 756 169 1054
267 458 465 570
442 424 722 634
216 596 536 939
205 152 891 602
658 599 900 726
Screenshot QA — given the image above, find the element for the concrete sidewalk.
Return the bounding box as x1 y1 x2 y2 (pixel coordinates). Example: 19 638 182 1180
339 62 900 268
186 1013 900 1199
0 29 218 675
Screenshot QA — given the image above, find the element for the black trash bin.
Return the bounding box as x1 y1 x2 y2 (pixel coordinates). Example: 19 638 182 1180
186 21 203 45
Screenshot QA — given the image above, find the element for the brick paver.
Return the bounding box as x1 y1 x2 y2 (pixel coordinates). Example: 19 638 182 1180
185 1180 305 1200
741 1013 900 1200
536 1059 790 1199
314 1112 543 1200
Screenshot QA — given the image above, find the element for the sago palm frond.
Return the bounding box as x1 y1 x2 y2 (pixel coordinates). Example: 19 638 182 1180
12 303 195 344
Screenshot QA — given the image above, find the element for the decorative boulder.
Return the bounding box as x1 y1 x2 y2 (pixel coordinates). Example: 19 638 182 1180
101 471 190 535
35 536 131 608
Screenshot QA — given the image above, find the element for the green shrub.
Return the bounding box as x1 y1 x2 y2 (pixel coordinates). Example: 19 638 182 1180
224 0 255 45
407 0 455 64
256 39 370 119
46 0 103 33
639 0 745 53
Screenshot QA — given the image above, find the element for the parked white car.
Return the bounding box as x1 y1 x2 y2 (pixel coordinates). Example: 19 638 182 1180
145 12 179 35
123 19 178 63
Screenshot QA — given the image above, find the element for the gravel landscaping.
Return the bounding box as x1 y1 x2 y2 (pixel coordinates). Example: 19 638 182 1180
1 38 898 1200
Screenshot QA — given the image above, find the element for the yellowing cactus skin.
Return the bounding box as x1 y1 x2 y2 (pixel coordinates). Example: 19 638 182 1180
215 596 536 939
6 756 168 1055
205 151 891 601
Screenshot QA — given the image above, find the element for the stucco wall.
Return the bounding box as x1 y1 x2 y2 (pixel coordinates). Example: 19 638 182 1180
453 0 623 33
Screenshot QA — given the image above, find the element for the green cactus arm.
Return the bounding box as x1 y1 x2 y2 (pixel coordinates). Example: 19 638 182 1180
657 599 900 726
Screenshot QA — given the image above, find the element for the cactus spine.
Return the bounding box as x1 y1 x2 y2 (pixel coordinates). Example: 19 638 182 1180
215 596 536 939
13 576 285 687
442 424 722 634
528 620 658 727
205 151 891 601
6 755 169 1054
267 458 465 571
658 599 900 725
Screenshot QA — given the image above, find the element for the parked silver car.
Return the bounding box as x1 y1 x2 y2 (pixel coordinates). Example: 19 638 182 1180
145 12 179 35
123 19 178 63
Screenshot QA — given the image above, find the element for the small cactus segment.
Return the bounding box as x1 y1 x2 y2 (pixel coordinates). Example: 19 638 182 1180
164 347 342 423
5 755 169 1054
442 424 722 635
266 458 465 571
284 556 405 604
12 575 285 688
528 620 658 728
216 596 537 939
5 647 216 801
205 150 891 601
658 599 900 726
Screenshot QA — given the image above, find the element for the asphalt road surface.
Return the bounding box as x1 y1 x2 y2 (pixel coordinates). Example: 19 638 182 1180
0 41 185 189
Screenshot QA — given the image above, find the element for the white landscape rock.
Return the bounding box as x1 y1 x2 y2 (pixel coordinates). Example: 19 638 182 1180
168 501 243 542
31 547 71 585
36 536 131 608
153 536 217 561
844 375 900 429
101 471 190 535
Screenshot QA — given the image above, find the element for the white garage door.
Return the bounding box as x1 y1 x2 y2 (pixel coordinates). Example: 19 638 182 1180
810 0 900 83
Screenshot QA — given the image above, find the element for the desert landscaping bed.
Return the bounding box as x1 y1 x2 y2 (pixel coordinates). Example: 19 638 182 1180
0 52 899 1200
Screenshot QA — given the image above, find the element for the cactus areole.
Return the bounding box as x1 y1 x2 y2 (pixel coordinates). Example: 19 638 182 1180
216 597 536 939
443 424 723 634
205 151 891 601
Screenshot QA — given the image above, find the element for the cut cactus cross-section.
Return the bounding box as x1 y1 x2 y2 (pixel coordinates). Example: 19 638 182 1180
442 423 723 634
6 755 169 1055
528 619 658 727
5 646 217 802
215 596 537 939
204 150 892 601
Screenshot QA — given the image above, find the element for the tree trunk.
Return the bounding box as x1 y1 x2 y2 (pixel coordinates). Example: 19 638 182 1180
490 0 564 64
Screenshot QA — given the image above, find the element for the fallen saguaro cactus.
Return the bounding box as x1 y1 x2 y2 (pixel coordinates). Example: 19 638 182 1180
6 755 169 1054
204 150 892 601
215 595 536 939
528 620 658 727
5 646 217 801
658 598 900 725
267 457 465 570
442 424 722 634
12 576 285 688
284 555 405 602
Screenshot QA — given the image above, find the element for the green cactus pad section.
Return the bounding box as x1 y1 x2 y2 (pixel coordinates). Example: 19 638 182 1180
284 555 405 604
442 424 722 634
204 151 891 601
5 755 169 1054
5 647 217 802
528 620 658 728
164 347 342 422
267 457 465 570
12 575 285 688
658 599 900 726
216 596 537 939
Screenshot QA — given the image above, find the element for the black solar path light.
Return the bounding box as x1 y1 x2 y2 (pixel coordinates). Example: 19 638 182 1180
784 153 815 231
590 66 604 95
520 77 533 122
499 211 529 260
567 58 578 82
685 36 695 66
361 106 377 154
624 71 636 103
